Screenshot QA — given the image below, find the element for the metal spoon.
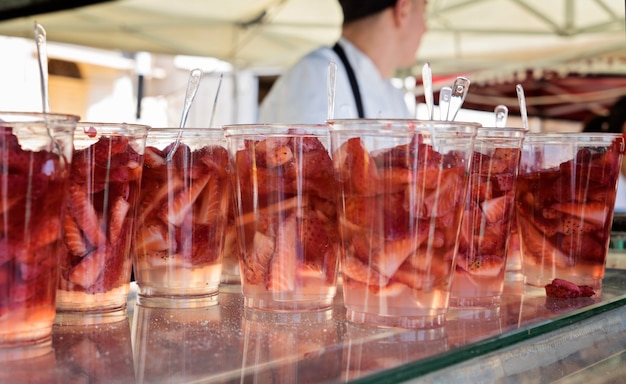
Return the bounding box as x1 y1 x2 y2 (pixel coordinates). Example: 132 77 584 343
494 104 509 128
447 76 470 121
439 86 452 121
422 62 434 120
165 68 203 162
516 84 529 130
327 61 337 121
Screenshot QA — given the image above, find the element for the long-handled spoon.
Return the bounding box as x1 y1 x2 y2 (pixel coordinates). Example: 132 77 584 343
34 22 50 113
422 62 434 120
494 104 508 128
327 61 337 121
439 86 452 121
165 68 203 162
447 76 470 121
208 73 224 129
516 84 529 130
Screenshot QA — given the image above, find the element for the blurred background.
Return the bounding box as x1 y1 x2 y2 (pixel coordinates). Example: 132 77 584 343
0 0 624 130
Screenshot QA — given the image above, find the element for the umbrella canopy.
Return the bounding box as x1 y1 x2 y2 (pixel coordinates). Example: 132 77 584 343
0 0 624 121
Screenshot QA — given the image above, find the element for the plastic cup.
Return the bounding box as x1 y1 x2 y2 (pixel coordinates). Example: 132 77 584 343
0 112 77 358
224 124 340 311
516 133 624 292
450 127 526 308
328 119 478 328
56 122 149 322
133 128 229 308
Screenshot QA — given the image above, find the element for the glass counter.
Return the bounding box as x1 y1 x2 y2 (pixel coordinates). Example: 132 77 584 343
3 254 626 383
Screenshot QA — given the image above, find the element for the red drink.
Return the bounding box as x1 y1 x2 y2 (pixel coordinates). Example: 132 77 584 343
57 123 149 319
450 127 525 307
0 112 77 353
516 133 624 290
134 128 229 307
329 120 477 328
225 124 339 311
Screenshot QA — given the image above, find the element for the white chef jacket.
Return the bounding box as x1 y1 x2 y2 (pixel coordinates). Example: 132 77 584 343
258 37 411 124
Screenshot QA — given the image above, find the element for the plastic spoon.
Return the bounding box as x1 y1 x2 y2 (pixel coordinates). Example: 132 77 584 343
34 22 50 113
439 86 452 121
494 105 508 128
327 61 337 121
165 68 203 162
422 62 434 120
447 76 470 121
208 73 224 129
516 84 529 130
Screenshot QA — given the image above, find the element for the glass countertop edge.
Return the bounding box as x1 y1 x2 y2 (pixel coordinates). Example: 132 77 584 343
349 280 626 384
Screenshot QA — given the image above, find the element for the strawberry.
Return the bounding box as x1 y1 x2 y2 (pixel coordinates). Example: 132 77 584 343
422 167 464 218
333 138 380 196
143 146 166 168
300 214 331 264
137 177 184 225
481 194 511 223
544 278 595 298
370 237 417 278
194 172 229 225
492 172 515 193
342 254 388 287
559 215 599 234
343 195 381 228
93 136 128 165
469 174 493 201
265 145 294 168
560 232 604 261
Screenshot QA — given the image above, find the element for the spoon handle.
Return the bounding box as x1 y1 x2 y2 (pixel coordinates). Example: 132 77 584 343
327 61 337 121
516 84 529 130
439 86 452 121
34 22 50 113
422 62 434 120
447 76 470 121
208 73 224 129
494 105 508 128
165 68 203 162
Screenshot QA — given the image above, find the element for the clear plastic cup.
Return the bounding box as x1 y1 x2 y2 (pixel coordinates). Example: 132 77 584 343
133 128 229 308
329 119 478 328
516 133 624 292
450 126 526 308
56 122 149 322
0 112 78 357
224 124 340 311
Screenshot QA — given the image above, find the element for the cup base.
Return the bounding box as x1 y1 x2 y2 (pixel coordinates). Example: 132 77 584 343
244 295 333 312
448 295 501 309
54 308 128 326
0 339 52 362
137 293 219 309
346 309 446 329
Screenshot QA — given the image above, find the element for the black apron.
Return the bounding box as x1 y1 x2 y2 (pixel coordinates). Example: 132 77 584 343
332 42 365 118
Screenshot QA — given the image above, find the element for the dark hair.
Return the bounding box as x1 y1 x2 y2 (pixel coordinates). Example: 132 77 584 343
608 95 626 134
582 114 610 133
339 0 398 24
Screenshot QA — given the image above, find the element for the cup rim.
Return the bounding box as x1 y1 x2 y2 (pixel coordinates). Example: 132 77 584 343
0 111 80 122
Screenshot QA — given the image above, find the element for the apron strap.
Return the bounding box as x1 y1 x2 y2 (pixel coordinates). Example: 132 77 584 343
332 42 365 118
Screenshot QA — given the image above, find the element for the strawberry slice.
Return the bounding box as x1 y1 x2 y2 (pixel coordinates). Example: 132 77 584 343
159 173 210 226
334 138 380 196
243 230 275 285
67 184 105 247
69 249 106 289
137 176 185 226
267 215 298 292
370 237 418 278
480 194 511 223
143 146 166 168
135 223 170 253
64 214 89 256
342 254 388 287
549 201 608 226
422 167 463 218
544 278 595 298
108 196 130 244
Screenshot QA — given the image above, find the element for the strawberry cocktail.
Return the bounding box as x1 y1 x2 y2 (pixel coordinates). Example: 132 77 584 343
134 128 229 307
329 119 478 328
0 112 77 353
450 127 525 308
516 133 624 291
225 124 340 311
56 123 149 320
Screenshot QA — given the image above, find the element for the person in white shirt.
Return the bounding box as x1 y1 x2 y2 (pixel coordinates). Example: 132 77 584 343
258 0 427 124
